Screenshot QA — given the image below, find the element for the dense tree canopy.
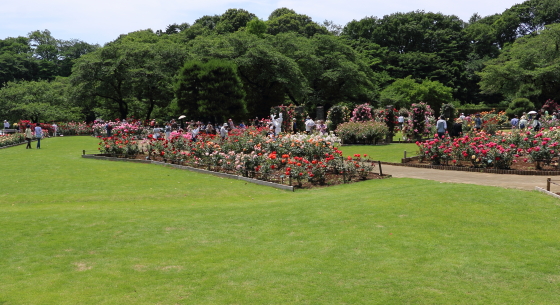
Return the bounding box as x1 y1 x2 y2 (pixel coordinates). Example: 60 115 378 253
2 0 560 123
176 59 246 122
478 23 560 107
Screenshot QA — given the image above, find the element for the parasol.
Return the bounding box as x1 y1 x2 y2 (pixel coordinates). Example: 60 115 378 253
527 111 537 114
178 115 186 119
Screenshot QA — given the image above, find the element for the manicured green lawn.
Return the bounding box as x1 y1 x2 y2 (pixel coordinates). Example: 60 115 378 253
341 143 419 163
1 137 559 304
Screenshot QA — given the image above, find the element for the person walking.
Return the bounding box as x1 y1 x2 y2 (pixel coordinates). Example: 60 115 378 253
25 124 32 149
34 123 43 149
52 122 58 136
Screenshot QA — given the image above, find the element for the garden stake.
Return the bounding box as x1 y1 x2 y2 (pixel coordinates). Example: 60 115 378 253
547 178 551 191
378 161 383 176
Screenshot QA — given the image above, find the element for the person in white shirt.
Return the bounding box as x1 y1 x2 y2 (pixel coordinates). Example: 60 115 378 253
305 117 315 134
52 123 58 137
220 123 229 140
191 123 200 141
271 113 283 136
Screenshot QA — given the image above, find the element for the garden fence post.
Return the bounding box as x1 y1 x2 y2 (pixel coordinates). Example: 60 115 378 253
404 151 407 159
547 178 551 192
378 161 383 176
83 150 85 155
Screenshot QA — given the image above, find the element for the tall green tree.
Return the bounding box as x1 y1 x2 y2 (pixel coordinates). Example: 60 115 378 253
266 11 328 37
187 32 308 117
379 76 453 114
342 11 469 102
175 59 246 122
0 79 81 122
478 23 560 106
70 31 186 120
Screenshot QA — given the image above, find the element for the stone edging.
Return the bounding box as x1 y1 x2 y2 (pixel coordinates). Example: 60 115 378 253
384 160 560 176
82 154 294 192
535 187 560 201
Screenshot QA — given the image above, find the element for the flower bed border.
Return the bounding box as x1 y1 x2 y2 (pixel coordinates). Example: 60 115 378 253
82 154 294 192
535 187 560 200
392 156 560 176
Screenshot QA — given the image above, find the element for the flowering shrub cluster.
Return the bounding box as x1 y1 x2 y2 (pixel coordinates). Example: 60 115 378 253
98 130 141 156
58 122 93 135
326 105 351 132
416 129 560 169
0 133 26 148
335 121 388 144
401 102 435 141
351 103 374 122
99 127 376 187
93 120 148 137
373 108 398 133
270 104 308 133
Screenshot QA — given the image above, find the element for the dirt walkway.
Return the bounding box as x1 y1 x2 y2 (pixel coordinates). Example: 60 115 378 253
381 164 550 191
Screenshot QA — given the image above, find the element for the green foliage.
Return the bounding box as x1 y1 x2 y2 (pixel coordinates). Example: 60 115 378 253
506 98 535 117
326 104 351 131
267 12 328 37
0 79 82 122
335 121 388 144
342 11 469 100
379 76 453 113
478 23 560 106
175 59 246 122
246 18 268 37
70 33 187 120
215 9 257 34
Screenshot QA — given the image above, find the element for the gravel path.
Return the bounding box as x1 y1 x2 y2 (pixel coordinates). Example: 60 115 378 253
381 164 550 191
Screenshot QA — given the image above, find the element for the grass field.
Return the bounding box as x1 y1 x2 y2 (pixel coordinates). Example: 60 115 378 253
1 137 559 304
341 143 418 163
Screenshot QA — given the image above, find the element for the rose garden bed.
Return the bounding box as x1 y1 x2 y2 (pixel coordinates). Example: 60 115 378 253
409 128 560 175
94 127 389 190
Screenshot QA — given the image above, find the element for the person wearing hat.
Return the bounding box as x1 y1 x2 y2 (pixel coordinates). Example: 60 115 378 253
220 123 229 140
459 113 466 121
3 120 9 130
519 114 528 130
452 118 463 138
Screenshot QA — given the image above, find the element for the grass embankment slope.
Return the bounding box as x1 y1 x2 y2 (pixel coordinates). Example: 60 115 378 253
1 137 559 304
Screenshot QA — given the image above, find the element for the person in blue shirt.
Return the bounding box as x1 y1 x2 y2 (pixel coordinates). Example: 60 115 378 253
510 115 519 129
34 123 43 149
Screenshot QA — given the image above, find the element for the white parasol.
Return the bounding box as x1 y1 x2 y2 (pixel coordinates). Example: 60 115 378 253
527 111 537 114
178 115 186 119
